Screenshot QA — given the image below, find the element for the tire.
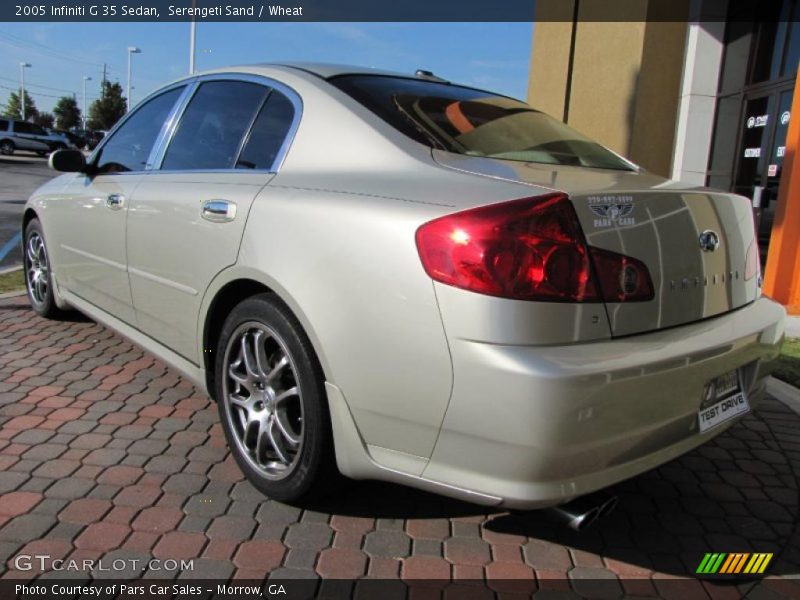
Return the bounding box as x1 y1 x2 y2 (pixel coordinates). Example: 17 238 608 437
0 140 14 155
214 293 340 502
23 219 64 319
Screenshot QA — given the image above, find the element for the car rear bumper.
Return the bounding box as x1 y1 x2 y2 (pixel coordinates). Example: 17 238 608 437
422 297 786 509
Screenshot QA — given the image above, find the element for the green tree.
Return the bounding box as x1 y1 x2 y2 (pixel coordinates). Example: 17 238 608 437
3 90 39 120
33 112 54 129
87 81 125 130
53 96 81 130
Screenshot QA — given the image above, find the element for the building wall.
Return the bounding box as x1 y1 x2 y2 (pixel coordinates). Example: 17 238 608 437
528 0 690 177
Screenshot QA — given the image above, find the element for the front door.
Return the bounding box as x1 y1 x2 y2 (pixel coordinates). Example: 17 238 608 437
732 84 794 262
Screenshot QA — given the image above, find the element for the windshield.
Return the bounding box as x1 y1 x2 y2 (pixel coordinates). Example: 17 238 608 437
330 75 635 171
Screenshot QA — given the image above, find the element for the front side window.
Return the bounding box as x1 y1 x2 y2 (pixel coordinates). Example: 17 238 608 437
162 81 269 171
94 86 184 174
236 90 295 170
0 119 8 131
330 75 634 171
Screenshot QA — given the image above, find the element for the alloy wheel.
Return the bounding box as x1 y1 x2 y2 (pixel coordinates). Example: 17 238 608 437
221 322 304 481
25 232 49 307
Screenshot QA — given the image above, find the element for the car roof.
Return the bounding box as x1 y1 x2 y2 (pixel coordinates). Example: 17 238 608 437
263 61 418 80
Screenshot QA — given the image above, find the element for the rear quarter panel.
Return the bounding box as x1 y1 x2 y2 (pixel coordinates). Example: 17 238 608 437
235 183 455 459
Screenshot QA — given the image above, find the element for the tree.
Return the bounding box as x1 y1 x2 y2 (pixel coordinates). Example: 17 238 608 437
87 81 125 130
53 96 81 130
33 112 54 129
3 90 39 120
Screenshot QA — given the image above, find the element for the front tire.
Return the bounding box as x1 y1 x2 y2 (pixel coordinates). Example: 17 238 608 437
0 140 14 155
24 219 63 319
214 293 339 502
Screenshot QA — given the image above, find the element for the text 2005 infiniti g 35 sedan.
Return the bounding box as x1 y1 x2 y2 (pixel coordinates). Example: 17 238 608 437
23 63 785 510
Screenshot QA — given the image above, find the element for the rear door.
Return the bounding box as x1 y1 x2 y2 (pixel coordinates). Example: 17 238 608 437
12 121 49 152
126 76 300 361
49 85 187 325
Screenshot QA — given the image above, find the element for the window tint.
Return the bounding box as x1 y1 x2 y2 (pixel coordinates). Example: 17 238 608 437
236 90 295 170
0 119 8 131
330 75 634 171
15 121 44 135
95 86 184 174
162 81 268 171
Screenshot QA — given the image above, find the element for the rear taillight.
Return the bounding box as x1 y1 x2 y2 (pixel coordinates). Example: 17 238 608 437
415 193 653 303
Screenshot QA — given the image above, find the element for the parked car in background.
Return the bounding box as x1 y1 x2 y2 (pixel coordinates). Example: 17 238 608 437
54 129 86 150
0 118 52 156
43 129 77 152
71 129 105 150
23 63 786 515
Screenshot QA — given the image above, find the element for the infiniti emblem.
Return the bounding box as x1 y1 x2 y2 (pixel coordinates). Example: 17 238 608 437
699 230 720 252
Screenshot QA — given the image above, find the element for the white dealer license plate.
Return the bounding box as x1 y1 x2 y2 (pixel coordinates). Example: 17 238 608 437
698 392 750 433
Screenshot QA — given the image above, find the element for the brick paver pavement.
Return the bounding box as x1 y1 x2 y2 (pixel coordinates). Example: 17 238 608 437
1 294 799 598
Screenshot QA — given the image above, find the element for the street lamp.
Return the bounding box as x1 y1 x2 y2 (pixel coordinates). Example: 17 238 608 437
19 62 31 121
82 76 92 129
189 0 197 74
126 46 141 112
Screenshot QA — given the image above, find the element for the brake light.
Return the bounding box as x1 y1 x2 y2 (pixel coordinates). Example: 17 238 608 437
415 193 653 303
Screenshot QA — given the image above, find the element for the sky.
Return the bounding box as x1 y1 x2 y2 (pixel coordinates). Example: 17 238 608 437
0 22 533 116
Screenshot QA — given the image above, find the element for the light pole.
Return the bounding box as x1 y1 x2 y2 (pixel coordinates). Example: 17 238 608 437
189 0 196 73
126 46 141 112
82 76 91 129
19 62 31 121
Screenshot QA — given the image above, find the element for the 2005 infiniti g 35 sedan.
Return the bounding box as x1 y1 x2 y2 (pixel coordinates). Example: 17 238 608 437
24 63 785 509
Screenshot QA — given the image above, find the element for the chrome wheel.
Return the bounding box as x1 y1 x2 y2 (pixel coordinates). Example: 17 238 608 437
25 232 49 307
222 322 304 481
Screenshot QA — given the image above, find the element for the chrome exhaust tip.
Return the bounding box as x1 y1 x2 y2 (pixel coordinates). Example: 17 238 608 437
547 492 618 532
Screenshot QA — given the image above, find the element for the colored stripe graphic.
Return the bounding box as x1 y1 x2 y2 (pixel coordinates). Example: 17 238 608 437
697 552 773 574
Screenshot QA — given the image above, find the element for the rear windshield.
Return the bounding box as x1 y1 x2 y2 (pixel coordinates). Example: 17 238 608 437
330 75 634 171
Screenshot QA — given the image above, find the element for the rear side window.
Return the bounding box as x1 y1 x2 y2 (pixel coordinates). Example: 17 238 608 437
14 121 45 135
0 119 8 131
235 90 295 170
95 86 184 174
162 81 268 171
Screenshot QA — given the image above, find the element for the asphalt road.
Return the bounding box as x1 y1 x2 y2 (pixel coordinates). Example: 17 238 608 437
0 153 57 270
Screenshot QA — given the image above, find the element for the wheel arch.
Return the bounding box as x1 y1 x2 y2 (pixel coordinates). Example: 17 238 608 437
22 207 38 233
200 270 331 398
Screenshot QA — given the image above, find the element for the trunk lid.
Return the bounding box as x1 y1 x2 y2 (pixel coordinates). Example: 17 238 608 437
432 151 760 337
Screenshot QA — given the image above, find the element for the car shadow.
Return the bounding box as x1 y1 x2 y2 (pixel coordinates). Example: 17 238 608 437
307 399 800 578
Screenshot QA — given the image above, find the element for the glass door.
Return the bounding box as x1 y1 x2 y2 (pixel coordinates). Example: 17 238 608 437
732 84 794 262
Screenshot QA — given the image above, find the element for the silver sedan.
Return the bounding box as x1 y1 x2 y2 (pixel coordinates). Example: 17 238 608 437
23 63 785 511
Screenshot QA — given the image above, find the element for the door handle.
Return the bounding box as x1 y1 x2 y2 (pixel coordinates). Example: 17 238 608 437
106 194 125 210
201 199 236 223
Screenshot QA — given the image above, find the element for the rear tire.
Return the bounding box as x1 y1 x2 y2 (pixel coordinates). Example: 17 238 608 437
24 219 64 319
0 140 14 155
214 293 340 502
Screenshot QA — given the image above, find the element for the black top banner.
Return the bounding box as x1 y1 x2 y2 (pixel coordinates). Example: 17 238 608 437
2 0 798 23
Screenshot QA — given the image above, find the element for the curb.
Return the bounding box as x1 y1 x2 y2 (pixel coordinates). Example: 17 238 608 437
0 265 22 276
0 290 25 300
767 376 800 416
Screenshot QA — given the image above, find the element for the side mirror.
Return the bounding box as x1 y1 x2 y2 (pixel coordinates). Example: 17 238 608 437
49 149 86 173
